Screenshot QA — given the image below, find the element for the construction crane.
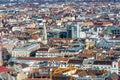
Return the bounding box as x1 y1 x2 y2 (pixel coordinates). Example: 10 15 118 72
50 64 77 80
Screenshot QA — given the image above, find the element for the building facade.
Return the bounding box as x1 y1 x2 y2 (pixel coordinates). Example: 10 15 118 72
66 22 80 39
12 43 39 57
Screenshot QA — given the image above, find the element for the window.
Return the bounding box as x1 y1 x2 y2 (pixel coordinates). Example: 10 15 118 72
105 67 107 69
114 64 116 68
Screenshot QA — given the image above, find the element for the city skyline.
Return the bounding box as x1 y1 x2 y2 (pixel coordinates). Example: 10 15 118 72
0 1 120 80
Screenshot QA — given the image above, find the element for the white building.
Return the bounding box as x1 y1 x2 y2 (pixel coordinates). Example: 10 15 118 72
12 27 26 32
92 60 120 75
111 61 119 75
36 47 60 58
12 43 39 57
79 32 86 38
92 60 112 71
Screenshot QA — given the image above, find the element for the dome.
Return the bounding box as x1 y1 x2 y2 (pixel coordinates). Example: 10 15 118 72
85 39 89 43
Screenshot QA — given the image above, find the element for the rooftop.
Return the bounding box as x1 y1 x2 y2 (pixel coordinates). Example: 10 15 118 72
17 57 69 61
93 60 112 65
12 43 39 51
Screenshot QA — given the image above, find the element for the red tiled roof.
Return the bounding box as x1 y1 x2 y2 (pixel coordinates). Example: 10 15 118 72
17 57 69 61
51 57 69 61
107 49 116 54
115 24 120 26
103 21 112 25
0 66 9 72
38 48 49 51
63 44 69 46
118 61 120 67
76 70 107 77
108 72 119 80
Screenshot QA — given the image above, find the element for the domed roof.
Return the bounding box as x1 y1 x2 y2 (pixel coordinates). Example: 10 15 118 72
85 39 89 43
81 49 92 55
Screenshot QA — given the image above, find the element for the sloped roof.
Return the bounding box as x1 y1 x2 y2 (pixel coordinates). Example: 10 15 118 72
118 61 120 67
108 72 119 80
68 59 83 64
0 66 9 72
93 60 112 65
76 70 107 77
95 39 111 49
17 57 69 61
50 38 73 41
38 48 49 51
107 49 116 54
81 49 93 55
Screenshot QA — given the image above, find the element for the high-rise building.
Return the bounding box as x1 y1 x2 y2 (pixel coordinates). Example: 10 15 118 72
66 22 80 39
